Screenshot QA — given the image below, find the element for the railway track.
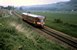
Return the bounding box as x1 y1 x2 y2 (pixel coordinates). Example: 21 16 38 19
12 11 77 49
40 27 77 49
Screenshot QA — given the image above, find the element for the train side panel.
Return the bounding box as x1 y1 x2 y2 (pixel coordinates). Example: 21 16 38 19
22 14 37 24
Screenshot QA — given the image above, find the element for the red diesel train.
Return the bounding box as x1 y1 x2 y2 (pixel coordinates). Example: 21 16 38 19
22 13 46 27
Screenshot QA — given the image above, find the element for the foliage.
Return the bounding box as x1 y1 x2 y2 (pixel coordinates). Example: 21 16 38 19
0 6 15 10
0 14 2 17
54 19 63 23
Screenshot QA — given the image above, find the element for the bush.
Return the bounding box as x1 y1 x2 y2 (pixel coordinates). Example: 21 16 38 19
68 24 77 27
54 19 63 23
64 23 77 28
0 14 2 17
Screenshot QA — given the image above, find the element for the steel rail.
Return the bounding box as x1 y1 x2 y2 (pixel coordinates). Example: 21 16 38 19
40 28 77 49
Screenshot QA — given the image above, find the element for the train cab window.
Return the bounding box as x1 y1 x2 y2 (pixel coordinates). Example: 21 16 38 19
41 20 43 22
36 18 40 22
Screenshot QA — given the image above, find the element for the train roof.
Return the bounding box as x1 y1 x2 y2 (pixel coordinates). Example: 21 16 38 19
22 13 45 18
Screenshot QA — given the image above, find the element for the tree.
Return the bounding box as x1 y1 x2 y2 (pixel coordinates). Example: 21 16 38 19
4 6 15 10
0 6 4 9
19 7 23 10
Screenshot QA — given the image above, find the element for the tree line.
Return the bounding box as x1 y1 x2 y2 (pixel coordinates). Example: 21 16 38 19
0 6 15 10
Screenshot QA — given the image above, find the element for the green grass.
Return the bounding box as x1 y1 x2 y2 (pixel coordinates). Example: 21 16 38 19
31 11 77 38
0 10 69 50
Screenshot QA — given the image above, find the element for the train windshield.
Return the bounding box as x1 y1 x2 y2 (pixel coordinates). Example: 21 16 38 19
36 17 45 22
41 20 43 22
37 18 43 22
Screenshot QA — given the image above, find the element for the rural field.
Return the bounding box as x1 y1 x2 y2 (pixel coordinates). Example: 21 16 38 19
30 11 77 38
0 10 69 50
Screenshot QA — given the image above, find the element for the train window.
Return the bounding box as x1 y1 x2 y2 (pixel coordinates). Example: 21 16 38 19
41 20 43 22
36 18 40 22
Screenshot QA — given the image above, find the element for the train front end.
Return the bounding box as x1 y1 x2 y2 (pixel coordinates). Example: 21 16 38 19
36 16 46 28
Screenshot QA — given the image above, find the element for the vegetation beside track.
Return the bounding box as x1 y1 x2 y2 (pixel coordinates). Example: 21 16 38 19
31 11 77 38
0 10 69 50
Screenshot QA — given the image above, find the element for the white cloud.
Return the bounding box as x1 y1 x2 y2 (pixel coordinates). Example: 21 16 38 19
0 0 70 6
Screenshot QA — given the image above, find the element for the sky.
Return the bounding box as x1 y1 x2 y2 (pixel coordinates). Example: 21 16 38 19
0 0 70 6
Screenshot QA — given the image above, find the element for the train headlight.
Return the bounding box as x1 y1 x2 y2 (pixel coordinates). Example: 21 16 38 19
43 22 45 24
37 22 41 24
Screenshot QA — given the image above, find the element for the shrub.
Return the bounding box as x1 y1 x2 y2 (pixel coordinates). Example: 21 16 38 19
0 14 2 17
54 19 63 23
64 23 77 28
69 24 77 27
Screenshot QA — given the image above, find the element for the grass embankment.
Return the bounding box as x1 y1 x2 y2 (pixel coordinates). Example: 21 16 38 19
32 11 77 38
0 10 68 50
